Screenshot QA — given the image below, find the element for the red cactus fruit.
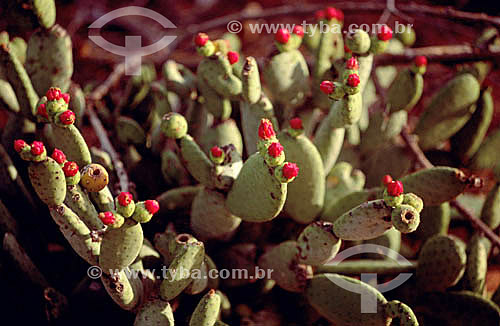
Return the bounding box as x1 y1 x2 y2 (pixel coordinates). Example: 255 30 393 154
61 93 70 104
415 56 427 67
14 139 27 152
227 51 239 65
63 161 79 177
195 33 209 47
315 10 325 20
30 141 45 156
46 88 61 101
258 119 276 140
117 192 133 207
347 74 360 87
51 149 67 164
275 28 290 44
145 200 160 214
268 142 284 158
346 57 359 70
210 146 223 158
59 110 75 125
320 80 335 95
382 174 393 186
325 7 344 21
344 44 352 53
290 118 303 130
282 162 299 180
293 25 304 37
37 103 48 118
99 211 116 225
377 25 393 41
387 180 404 197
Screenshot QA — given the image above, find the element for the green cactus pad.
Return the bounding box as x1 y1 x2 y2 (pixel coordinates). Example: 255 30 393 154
264 49 309 108
346 30 371 54
26 25 73 94
68 82 86 125
364 228 401 260
322 188 383 223
161 149 189 185
480 182 500 229
156 185 202 212
357 54 374 91
134 299 174 326
297 221 341 265
242 56 262 104
240 96 277 156
400 167 471 206
313 122 345 175
89 186 115 212
386 68 424 113
161 112 188 139
415 73 480 150
322 162 366 218
160 240 204 300
31 0 56 29
333 199 394 240
469 128 500 170
461 234 487 294
278 131 325 223
258 240 312 292
28 157 66 206
9 37 27 64
226 152 287 222
384 300 418 326
184 258 208 295
0 79 20 113
396 25 416 47
102 268 142 311
64 184 104 231
180 135 215 188
414 202 450 241
197 54 242 99
190 187 241 241
49 204 100 265
197 76 232 120
200 119 243 155
163 60 197 97
0 45 39 118
46 124 91 167
305 273 389 326
417 291 500 326
332 92 363 127
116 116 146 145
417 234 467 292
451 88 494 163
99 219 144 273
189 290 221 326
391 204 420 233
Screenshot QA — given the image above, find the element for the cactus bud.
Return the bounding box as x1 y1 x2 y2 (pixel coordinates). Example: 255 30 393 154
14 139 28 153
46 87 62 101
275 162 299 183
265 142 285 167
382 174 393 186
161 112 188 139
346 57 359 70
80 163 109 192
320 80 334 95
209 145 225 165
132 201 158 223
227 51 239 65
195 33 209 47
116 191 135 218
37 103 48 118
275 28 290 44
377 25 393 41
51 149 66 164
415 55 427 67
30 141 45 156
59 110 75 125
290 118 303 130
258 119 276 140
293 25 304 38
61 93 70 104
